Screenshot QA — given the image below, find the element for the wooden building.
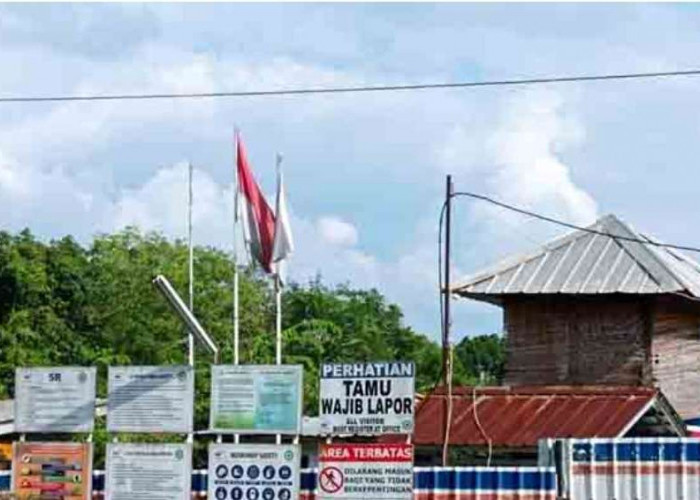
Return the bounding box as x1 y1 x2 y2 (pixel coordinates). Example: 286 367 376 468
452 214 700 422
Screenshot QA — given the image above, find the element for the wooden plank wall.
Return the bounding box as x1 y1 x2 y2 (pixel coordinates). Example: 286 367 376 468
652 299 700 420
503 297 650 386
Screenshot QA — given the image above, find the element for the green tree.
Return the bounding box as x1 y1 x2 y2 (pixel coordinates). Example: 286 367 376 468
454 333 506 385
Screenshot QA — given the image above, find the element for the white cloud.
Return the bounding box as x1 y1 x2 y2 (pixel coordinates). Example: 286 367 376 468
316 216 358 247
441 89 596 228
110 162 233 244
437 88 598 271
6 3 700 340
487 89 596 226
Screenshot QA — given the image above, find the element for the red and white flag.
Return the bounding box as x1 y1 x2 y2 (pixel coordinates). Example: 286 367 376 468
236 134 276 273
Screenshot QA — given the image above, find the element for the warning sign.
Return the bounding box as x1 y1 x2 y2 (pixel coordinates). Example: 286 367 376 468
317 443 413 499
208 443 300 500
319 362 414 435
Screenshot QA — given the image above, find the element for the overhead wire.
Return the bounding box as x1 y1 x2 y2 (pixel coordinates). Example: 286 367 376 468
451 191 700 254
3 68 700 104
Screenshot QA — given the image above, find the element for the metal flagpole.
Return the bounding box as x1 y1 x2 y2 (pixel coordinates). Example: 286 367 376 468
275 273 282 445
275 152 283 446
188 162 195 368
275 275 282 366
187 162 194 446
233 129 241 367
233 128 241 445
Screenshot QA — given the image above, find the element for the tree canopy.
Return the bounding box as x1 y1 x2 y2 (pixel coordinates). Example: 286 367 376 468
0 228 505 430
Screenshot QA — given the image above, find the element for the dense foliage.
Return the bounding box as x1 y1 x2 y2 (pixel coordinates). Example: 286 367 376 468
0 228 505 463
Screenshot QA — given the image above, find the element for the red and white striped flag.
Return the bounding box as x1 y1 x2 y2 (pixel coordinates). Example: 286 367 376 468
236 133 276 273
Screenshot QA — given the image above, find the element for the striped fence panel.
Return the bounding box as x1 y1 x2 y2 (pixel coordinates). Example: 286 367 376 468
567 438 700 500
1 467 556 498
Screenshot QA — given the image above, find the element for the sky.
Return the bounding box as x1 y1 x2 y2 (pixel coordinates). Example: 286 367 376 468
1 3 700 342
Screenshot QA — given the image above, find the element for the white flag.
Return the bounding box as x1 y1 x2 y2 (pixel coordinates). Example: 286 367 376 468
272 154 294 281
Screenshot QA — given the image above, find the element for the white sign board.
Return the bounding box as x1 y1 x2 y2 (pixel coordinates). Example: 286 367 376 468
105 443 191 500
319 362 414 435
14 366 96 433
210 365 303 434
107 365 194 433
208 444 300 500
318 444 413 499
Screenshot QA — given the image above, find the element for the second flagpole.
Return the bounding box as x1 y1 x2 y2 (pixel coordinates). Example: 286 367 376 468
275 153 283 446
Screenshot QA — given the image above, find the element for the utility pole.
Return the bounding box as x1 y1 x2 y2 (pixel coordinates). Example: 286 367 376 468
442 174 453 466
443 175 453 385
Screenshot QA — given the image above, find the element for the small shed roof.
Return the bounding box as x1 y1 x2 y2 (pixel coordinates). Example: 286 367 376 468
452 214 700 304
385 386 684 448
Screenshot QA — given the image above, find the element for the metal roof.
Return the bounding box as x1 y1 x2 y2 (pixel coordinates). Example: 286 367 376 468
387 386 683 448
452 214 700 302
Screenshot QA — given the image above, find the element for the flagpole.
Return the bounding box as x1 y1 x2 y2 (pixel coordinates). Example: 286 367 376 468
187 162 195 368
275 273 282 366
275 153 283 446
233 128 241 445
233 129 240 367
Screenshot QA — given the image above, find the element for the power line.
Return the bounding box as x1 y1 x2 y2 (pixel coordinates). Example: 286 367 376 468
452 191 700 254
3 68 700 104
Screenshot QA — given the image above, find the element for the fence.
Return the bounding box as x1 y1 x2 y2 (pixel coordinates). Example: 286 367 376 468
540 437 700 499
0 467 557 499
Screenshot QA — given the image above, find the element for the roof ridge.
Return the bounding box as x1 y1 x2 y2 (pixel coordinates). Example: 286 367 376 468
606 215 698 294
453 213 700 298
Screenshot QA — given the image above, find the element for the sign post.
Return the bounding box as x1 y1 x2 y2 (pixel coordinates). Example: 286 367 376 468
319 362 415 436
318 443 413 500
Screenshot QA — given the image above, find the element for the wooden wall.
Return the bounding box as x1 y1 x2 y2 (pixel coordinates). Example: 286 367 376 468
652 297 700 420
503 296 652 386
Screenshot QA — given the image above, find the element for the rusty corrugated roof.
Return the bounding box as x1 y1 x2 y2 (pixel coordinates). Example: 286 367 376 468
396 386 673 448
452 214 700 302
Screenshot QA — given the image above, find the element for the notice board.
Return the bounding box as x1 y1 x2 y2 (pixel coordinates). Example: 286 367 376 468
210 365 303 434
319 362 414 435
107 365 194 433
105 443 191 500
208 443 300 500
14 367 96 433
12 442 92 500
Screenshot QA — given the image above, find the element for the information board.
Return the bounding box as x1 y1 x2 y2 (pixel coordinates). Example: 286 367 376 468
12 442 92 500
317 443 413 500
208 444 300 500
14 367 96 433
105 443 191 500
107 365 194 433
210 365 303 434
319 362 414 435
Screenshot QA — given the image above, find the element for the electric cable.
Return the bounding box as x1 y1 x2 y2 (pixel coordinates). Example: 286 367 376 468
3 68 700 104
452 191 700 254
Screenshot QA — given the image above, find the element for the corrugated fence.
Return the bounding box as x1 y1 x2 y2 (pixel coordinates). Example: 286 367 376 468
0 467 557 499
541 437 700 499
